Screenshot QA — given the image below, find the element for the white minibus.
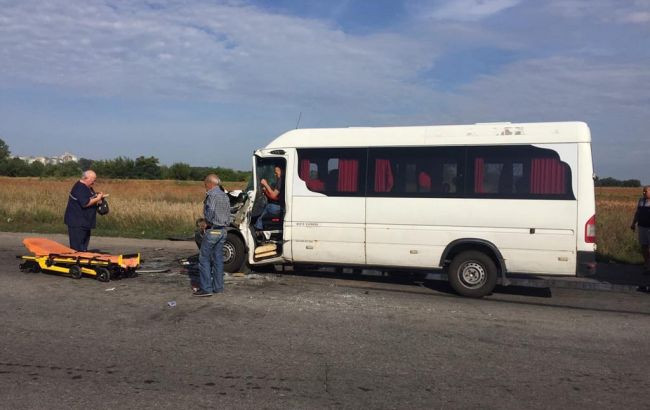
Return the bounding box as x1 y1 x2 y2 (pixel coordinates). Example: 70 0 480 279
223 121 596 297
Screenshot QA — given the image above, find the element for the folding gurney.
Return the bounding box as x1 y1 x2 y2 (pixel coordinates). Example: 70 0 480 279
18 237 140 282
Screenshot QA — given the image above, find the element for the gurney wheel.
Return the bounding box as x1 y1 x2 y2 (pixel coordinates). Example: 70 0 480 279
97 268 111 282
19 261 40 273
69 265 82 279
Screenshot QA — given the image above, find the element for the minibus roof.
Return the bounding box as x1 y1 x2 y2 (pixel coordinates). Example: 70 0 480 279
265 121 591 149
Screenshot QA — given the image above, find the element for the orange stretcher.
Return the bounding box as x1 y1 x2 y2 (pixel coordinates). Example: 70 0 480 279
18 237 140 282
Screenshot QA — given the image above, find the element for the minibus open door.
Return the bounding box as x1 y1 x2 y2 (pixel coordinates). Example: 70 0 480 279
244 152 289 267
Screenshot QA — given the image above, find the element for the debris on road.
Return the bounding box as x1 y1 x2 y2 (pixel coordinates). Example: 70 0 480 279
136 268 170 274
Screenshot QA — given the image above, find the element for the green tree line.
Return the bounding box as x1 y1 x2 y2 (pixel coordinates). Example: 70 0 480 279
594 177 642 187
0 138 250 181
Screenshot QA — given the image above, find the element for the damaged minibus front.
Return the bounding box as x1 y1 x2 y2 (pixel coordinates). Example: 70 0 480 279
193 148 290 273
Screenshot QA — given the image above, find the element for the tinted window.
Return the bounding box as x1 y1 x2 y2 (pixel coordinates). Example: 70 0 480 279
297 144 574 200
368 147 465 197
297 148 367 196
468 145 574 199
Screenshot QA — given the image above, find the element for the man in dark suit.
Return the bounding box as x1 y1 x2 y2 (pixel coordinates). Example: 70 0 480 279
63 170 105 251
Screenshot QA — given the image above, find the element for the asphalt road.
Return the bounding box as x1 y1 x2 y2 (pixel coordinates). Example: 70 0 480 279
1 232 649 409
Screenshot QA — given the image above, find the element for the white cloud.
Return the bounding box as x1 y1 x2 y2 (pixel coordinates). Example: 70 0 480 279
0 0 648 179
0 0 435 110
622 11 650 23
545 0 650 24
417 0 521 22
459 57 650 110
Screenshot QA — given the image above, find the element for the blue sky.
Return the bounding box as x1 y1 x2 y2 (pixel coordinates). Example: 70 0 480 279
0 0 648 180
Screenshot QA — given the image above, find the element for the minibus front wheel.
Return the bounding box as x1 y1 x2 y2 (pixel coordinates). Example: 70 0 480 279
224 232 246 273
448 251 497 298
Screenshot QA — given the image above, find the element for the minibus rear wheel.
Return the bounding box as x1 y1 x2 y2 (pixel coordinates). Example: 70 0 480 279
448 251 497 298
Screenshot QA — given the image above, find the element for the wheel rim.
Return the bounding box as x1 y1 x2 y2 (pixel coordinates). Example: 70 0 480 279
223 241 235 264
458 261 487 289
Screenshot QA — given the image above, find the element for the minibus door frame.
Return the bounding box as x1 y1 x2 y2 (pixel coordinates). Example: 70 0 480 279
246 151 288 267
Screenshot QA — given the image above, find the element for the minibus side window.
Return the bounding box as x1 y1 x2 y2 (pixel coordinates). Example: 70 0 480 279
368 146 465 198
297 148 367 196
468 145 575 199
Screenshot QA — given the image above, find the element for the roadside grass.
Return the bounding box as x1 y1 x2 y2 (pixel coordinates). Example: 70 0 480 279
0 178 643 264
0 177 246 240
595 187 643 264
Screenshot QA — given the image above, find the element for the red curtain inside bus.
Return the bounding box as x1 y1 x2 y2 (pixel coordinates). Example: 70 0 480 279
531 158 566 194
337 159 359 192
374 159 394 192
299 159 309 180
299 159 325 191
474 158 484 193
418 171 431 192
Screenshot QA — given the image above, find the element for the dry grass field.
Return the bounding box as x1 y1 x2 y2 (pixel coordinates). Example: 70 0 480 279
0 177 643 264
0 177 246 240
595 187 643 264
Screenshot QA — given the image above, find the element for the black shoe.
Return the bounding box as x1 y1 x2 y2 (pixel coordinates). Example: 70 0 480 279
192 289 212 297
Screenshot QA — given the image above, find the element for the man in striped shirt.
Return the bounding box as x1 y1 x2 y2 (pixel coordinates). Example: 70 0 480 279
194 174 233 297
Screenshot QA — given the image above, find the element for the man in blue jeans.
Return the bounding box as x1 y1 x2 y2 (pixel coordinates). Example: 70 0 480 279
255 165 284 231
194 174 232 297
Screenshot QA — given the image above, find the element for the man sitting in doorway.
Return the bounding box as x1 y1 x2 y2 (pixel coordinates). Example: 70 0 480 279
255 165 284 231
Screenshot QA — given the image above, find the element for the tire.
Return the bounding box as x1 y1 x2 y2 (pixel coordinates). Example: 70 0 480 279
69 265 82 279
448 250 497 298
223 232 246 273
109 266 124 280
96 267 111 282
19 261 40 273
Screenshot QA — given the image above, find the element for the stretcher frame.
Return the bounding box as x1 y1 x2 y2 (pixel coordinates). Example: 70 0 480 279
18 238 140 282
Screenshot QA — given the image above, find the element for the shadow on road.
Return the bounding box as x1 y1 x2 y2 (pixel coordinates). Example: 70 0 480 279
276 266 554 298
270 265 650 316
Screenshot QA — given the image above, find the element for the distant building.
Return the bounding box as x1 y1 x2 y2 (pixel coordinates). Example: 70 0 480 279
59 152 77 162
17 152 78 165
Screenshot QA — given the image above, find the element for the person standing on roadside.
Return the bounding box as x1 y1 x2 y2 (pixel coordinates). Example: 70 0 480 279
64 170 105 251
194 174 232 297
631 186 650 274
